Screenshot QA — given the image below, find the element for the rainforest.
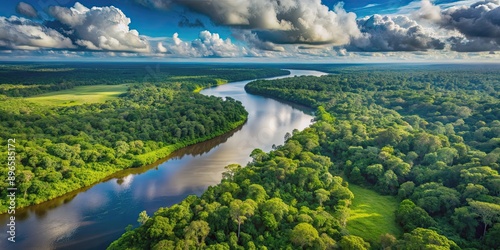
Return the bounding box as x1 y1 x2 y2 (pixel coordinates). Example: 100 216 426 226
104 63 500 250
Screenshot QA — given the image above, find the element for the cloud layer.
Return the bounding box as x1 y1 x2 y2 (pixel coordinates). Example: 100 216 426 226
1 0 500 59
48 2 150 52
442 0 500 51
0 16 74 50
149 0 500 54
166 31 242 57
352 15 445 51
173 0 361 46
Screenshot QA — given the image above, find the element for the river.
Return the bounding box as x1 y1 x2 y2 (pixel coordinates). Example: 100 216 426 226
0 69 327 250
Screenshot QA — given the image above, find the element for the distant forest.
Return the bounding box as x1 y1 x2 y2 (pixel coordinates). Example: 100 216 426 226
111 64 500 249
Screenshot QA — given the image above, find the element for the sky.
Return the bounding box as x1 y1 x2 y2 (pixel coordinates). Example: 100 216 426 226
0 0 499 62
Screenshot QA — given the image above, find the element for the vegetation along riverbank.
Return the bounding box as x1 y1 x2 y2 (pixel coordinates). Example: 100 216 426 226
111 64 499 249
0 63 288 213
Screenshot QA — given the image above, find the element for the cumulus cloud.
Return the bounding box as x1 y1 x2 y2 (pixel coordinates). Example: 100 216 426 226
137 0 449 53
166 31 242 57
0 16 75 50
156 0 362 46
351 15 445 51
232 31 285 52
48 2 150 52
413 0 442 22
16 2 39 19
418 0 500 51
157 42 167 53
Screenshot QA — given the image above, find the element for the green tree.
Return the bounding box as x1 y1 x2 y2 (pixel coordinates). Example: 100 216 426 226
436 147 458 165
315 188 330 206
18 170 34 199
483 223 500 249
397 181 415 200
115 140 130 158
315 106 334 123
469 200 500 237
462 183 489 200
452 206 478 239
290 223 319 248
222 164 241 181
260 198 289 222
396 228 459 250
250 148 267 162
184 220 210 249
366 164 384 183
396 199 436 232
380 170 399 194
339 235 370 250
152 240 175 250
229 199 257 239
380 233 396 250
138 210 149 225
247 184 268 203
147 216 174 239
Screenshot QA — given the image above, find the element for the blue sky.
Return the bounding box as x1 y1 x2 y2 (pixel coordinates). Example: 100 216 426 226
0 0 499 61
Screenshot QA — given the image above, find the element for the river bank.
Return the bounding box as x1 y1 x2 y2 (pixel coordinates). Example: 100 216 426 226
0 69 325 250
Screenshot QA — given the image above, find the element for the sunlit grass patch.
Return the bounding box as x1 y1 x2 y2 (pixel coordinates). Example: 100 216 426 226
347 184 401 243
25 84 128 106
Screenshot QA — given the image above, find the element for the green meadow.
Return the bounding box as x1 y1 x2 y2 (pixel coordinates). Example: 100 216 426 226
25 84 128 106
347 184 401 243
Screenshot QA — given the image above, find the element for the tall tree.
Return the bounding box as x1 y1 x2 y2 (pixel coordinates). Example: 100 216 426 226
137 210 149 225
339 235 370 250
184 220 210 249
222 164 241 181
290 223 319 248
315 188 330 206
469 200 500 237
229 199 257 239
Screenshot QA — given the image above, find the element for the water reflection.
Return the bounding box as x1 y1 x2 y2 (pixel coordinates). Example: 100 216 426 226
0 69 327 250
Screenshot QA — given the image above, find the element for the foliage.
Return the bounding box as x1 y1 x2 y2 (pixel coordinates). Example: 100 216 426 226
339 235 370 250
244 64 500 248
396 228 460 250
108 125 356 249
13 63 496 249
0 64 287 212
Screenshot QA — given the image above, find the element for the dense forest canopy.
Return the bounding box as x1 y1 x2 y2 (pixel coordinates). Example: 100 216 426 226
0 63 288 97
112 64 499 249
0 63 287 212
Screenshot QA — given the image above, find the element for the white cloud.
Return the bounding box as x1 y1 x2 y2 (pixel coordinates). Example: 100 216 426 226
413 0 442 21
232 30 285 52
170 0 361 46
49 2 150 52
166 31 242 57
0 16 75 50
357 3 381 10
157 42 167 53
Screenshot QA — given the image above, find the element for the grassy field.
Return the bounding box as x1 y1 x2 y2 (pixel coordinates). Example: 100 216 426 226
25 84 128 106
347 184 401 243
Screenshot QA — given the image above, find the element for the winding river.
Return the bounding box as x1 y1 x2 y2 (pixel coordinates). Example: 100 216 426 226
0 69 327 250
